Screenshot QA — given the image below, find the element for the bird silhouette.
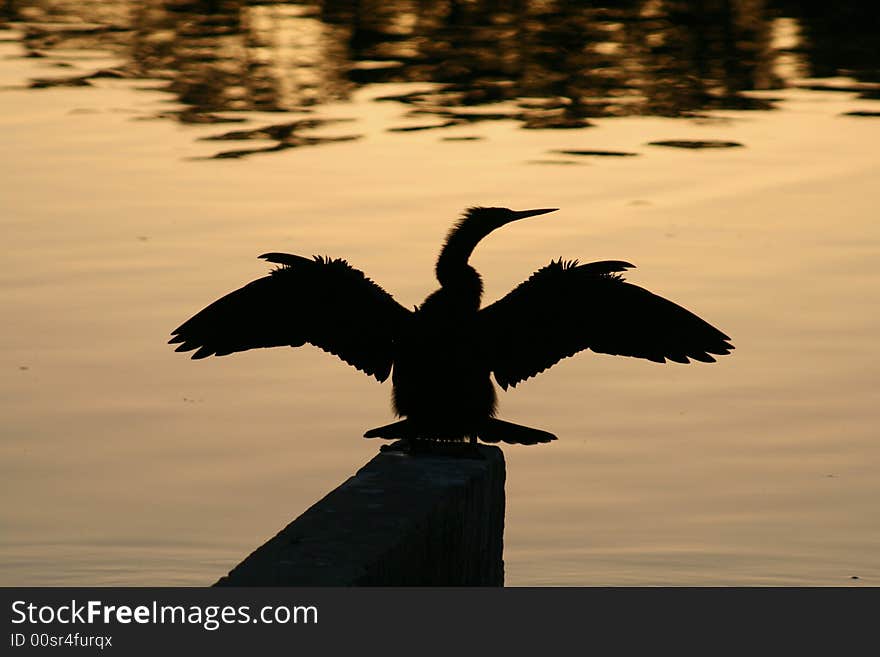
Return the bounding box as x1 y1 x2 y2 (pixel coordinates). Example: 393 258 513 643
170 207 733 445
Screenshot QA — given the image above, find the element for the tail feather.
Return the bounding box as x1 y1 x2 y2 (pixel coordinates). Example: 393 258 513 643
479 418 557 445
364 417 557 445
364 419 414 440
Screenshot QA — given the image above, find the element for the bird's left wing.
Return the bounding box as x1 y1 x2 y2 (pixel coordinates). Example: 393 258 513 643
169 253 411 381
479 259 733 389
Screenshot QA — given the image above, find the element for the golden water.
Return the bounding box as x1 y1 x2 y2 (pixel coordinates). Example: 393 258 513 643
1 2 878 585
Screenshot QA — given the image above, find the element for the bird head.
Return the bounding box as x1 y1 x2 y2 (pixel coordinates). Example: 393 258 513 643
436 207 559 289
462 206 558 230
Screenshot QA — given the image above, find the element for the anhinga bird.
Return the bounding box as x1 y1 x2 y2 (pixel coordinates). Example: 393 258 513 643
170 207 733 445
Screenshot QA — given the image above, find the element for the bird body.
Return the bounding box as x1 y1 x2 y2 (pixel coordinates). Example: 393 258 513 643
170 207 733 445
390 283 496 441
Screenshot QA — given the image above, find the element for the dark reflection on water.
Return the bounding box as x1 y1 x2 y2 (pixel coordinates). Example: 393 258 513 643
4 1 879 140
196 117 361 158
774 0 880 88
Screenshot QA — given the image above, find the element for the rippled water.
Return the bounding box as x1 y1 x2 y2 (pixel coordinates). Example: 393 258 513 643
1 1 878 585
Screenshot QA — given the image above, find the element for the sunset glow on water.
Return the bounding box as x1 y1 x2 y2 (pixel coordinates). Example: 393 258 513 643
1 1 878 585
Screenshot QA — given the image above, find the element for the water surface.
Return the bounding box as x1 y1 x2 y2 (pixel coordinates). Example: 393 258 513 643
1 1 878 585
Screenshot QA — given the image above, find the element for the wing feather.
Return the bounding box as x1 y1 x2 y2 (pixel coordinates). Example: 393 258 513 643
480 259 733 389
169 254 410 381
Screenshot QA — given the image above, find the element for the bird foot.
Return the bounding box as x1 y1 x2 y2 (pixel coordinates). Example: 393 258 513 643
379 439 414 454
379 439 486 460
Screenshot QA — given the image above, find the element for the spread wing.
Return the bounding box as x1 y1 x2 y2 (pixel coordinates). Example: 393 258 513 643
169 253 411 381
479 259 734 389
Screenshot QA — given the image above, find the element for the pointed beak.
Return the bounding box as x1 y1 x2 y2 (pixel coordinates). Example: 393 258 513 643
510 208 558 220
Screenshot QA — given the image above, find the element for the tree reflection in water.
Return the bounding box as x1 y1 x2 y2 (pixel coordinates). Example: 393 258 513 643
5 0 878 150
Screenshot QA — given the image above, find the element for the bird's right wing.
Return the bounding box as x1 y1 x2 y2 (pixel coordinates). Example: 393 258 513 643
479 259 733 389
169 253 411 381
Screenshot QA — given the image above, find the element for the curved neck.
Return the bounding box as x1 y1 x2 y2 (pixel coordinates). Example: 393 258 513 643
433 264 483 312
435 219 493 289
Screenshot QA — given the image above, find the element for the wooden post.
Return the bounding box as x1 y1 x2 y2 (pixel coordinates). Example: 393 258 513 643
215 442 505 586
